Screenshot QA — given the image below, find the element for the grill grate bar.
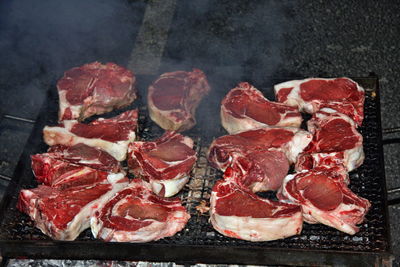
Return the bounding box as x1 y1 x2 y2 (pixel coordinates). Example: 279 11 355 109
3 115 35 124
0 174 12 182
383 127 400 134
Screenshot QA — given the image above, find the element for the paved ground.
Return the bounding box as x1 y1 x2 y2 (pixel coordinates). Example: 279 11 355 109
1 0 399 266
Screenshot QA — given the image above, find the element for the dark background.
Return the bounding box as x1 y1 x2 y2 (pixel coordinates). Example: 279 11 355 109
0 0 399 266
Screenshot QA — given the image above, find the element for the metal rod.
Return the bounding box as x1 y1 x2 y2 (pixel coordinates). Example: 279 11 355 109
388 187 400 194
388 198 400 206
0 174 12 181
4 114 35 123
383 127 400 134
382 138 400 145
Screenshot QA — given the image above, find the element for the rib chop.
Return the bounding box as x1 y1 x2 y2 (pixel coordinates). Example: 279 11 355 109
221 82 302 134
278 167 370 235
147 69 211 132
208 127 312 171
128 131 197 197
43 109 138 161
17 173 128 240
91 179 190 242
58 62 137 121
42 143 122 173
209 172 302 242
296 108 364 172
274 77 364 126
226 150 289 192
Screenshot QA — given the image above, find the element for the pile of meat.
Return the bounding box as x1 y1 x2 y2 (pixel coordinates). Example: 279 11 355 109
17 63 211 242
17 62 370 244
208 78 370 241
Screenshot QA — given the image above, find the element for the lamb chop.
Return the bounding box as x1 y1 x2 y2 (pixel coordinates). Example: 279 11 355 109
274 77 364 126
91 179 190 242
295 108 364 172
208 127 312 171
58 62 136 121
128 131 197 197
43 109 138 161
221 82 302 134
278 167 370 235
18 173 128 240
210 171 302 242
147 69 210 132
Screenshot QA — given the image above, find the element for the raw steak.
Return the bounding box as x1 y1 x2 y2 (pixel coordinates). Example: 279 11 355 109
128 131 196 197
43 109 138 161
17 173 128 240
58 62 137 121
91 179 190 242
208 127 312 171
147 69 211 132
43 144 122 173
279 168 370 235
221 82 302 134
226 150 289 192
209 174 302 242
296 108 364 172
274 78 365 126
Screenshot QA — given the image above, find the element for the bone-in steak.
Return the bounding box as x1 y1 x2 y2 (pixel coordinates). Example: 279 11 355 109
17 173 128 240
210 173 302 242
278 167 370 235
91 179 190 242
42 144 122 173
147 69 211 132
221 82 302 134
226 150 289 192
128 131 197 197
296 108 364 172
58 62 137 121
43 109 138 161
208 127 312 171
274 78 364 126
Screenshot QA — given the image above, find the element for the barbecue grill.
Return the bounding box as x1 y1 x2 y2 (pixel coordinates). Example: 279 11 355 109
0 76 394 266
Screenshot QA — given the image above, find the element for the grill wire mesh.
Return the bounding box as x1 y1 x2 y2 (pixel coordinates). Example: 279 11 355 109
0 78 390 257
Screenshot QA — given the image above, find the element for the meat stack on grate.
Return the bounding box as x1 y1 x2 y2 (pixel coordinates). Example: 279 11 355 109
208 78 370 241
18 63 196 242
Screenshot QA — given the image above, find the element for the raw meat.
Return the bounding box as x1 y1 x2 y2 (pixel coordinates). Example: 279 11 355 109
91 179 190 242
226 150 289 192
58 62 137 121
43 144 122 173
43 109 138 161
31 150 124 189
296 108 364 172
274 77 365 126
278 167 370 235
208 127 312 171
127 131 196 197
209 173 302 242
221 82 302 134
147 69 211 132
17 173 128 240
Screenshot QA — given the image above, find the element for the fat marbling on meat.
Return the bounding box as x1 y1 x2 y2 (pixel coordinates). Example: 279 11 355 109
210 170 302 242
274 77 364 126
58 62 137 121
43 109 138 161
221 82 302 134
128 131 197 197
91 179 190 242
147 69 211 132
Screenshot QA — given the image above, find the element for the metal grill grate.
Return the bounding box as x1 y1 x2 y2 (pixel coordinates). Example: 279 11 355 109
0 77 391 265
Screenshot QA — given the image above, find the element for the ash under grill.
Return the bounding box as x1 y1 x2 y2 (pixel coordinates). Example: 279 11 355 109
0 77 391 265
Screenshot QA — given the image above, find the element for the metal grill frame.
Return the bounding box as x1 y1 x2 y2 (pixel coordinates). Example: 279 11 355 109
0 77 393 266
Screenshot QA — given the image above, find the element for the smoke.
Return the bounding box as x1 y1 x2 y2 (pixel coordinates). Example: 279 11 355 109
159 0 297 137
0 0 145 117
